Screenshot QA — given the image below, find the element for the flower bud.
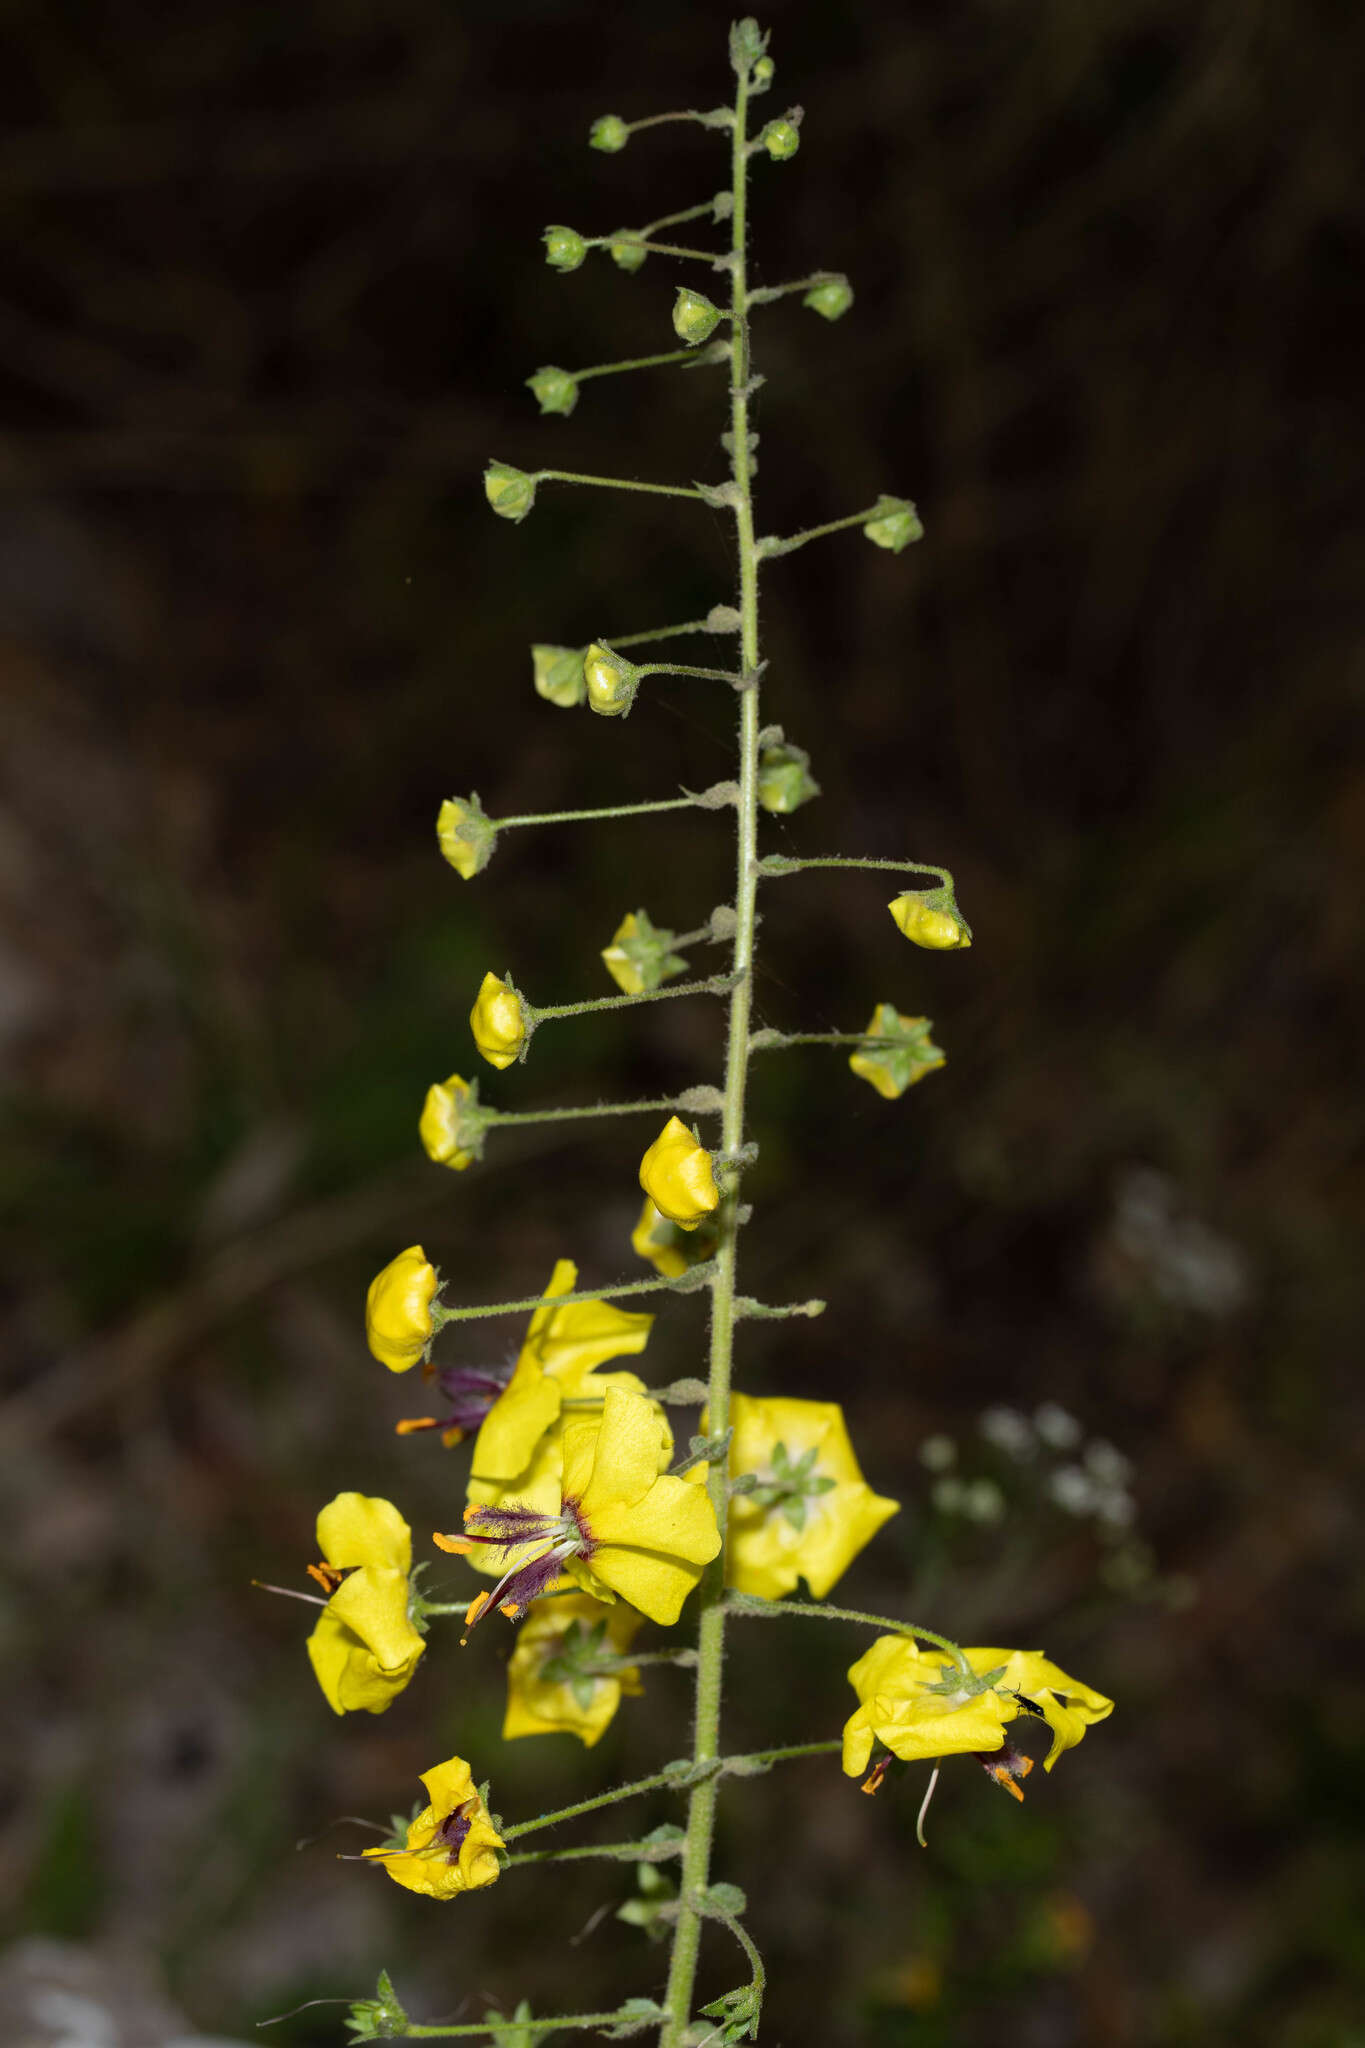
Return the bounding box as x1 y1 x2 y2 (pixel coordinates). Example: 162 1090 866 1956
639 1116 720 1230
609 233 647 273
484 461 537 523
543 224 587 272
804 274 853 321
863 494 923 553
888 884 972 950
366 1245 440 1372
757 733 820 814
632 1196 719 1280
470 970 528 1070
526 365 578 417
589 114 629 153
761 117 801 161
730 18 767 74
848 1004 945 1101
583 641 639 718
673 288 724 348
436 794 496 879
532 643 587 708
601 910 688 995
419 1073 487 1171
752 55 775 89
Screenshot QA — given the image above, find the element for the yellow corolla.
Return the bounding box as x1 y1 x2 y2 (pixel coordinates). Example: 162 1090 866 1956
362 1756 504 1899
419 1072 482 1170
305 1493 425 1715
721 1395 899 1600
887 889 972 950
503 1592 643 1747
470 971 527 1070
847 1005 945 1102
842 1635 1114 1780
365 1245 439 1372
631 1196 719 1279
638 1116 719 1230
435 794 496 879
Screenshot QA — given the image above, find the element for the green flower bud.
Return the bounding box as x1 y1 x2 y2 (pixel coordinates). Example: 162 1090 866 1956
601 909 689 995
730 18 768 75
804 275 854 321
848 1004 945 1100
673 288 724 348
543 224 587 273
589 114 629 154
609 233 648 273
863 494 923 553
888 884 972 950
526 365 578 417
757 733 820 815
752 56 775 90
531 643 587 708
761 117 801 161
583 641 640 718
484 461 537 523
436 793 497 879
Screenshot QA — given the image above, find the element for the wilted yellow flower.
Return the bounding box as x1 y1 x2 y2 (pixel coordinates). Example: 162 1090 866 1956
848 1005 945 1101
532 643 586 707
722 1394 899 1599
630 1196 719 1279
444 1386 720 1630
639 1116 719 1230
842 1636 1113 1784
470 971 527 1070
365 1245 439 1372
503 1592 643 1747
435 795 496 879
601 910 688 995
305 1493 425 1715
887 886 972 950
419 1073 484 1170
363 1756 504 1899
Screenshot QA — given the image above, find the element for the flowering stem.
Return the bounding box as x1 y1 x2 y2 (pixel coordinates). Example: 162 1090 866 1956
528 975 735 1024
501 1740 841 1845
749 1029 901 1052
635 661 746 686
399 2014 627 2040
589 237 729 264
504 1836 683 1868
756 853 953 882
487 1094 705 1129
534 468 710 502
494 793 722 830
624 110 732 136
756 501 889 558
575 346 724 382
659 59 763 2048
434 1269 714 1325
637 199 727 234
607 619 724 649
722 1592 970 1671
748 269 844 305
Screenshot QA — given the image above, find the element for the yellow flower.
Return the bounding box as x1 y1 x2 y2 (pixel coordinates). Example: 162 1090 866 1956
601 910 688 996
631 1196 719 1279
363 1756 504 1899
305 1493 425 1715
470 971 527 1070
887 886 972 950
365 1246 439 1372
721 1395 899 1599
435 795 496 879
503 1592 643 1747
848 1005 945 1101
842 1636 1113 1784
419 1072 485 1170
639 1116 719 1230
583 642 639 718
447 1386 720 1630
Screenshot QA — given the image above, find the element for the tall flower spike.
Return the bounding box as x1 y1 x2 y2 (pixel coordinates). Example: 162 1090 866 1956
470 970 528 1069
720 1395 899 1599
305 1493 425 1715
639 1116 720 1230
365 1246 439 1372
362 1756 504 1899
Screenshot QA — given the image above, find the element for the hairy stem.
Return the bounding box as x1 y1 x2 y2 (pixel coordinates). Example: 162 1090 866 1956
659 57 759 2048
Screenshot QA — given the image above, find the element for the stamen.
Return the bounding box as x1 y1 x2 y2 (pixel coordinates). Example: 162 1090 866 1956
306 1562 345 1594
915 1764 941 1848
976 1746 1034 1802
395 1416 442 1435
860 1753 893 1797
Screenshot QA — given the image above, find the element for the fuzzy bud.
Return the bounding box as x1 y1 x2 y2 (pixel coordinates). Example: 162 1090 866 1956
804 274 854 321
761 117 801 161
526 365 578 417
639 1116 720 1230
436 793 497 879
887 884 972 950
543 223 588 272
601 910 688 995
848 1004 945 1100
673 288 724 348
484 461 537 523
589 114 629 154
419 1073 488 1171
609 234 648 273
863 494 924 554
470 971 529 1070
757 732 820 815
365 1246 439 1372
632 1196 720 1280
751 56 775 90
583 641 640 718
531 643 587 708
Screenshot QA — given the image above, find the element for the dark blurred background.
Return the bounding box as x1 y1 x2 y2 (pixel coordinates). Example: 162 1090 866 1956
2 0 1362 2043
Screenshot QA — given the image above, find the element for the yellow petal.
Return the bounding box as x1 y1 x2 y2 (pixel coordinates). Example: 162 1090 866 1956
469 1353 561 1483
638 1116 719 1230
573 1385 672 1516
306 1567 424 1715
502 1593 642 1748
365 1246 438 1372
523 1258 653 1387
419 1073 478 1170
363 1755 504 1898
316 1492 412 1573
978 1648 1114 1769
469 971 526 1071
721 1396 899 1600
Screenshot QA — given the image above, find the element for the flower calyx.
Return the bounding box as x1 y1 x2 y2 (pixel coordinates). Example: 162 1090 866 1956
888 880 972 950
601 909 689 995
759 109 802 160
484 460 537 523
531 641 587 707
756 727 820 814
589 113 629 154
673 288 725 348
804 273 853 320
583 640 641 718
862 493 924 553
848 1004 945 1100
543 223 587 272
526 364 578 417
470 970 530 1070
345 1968 409 2041
435 793 497 879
